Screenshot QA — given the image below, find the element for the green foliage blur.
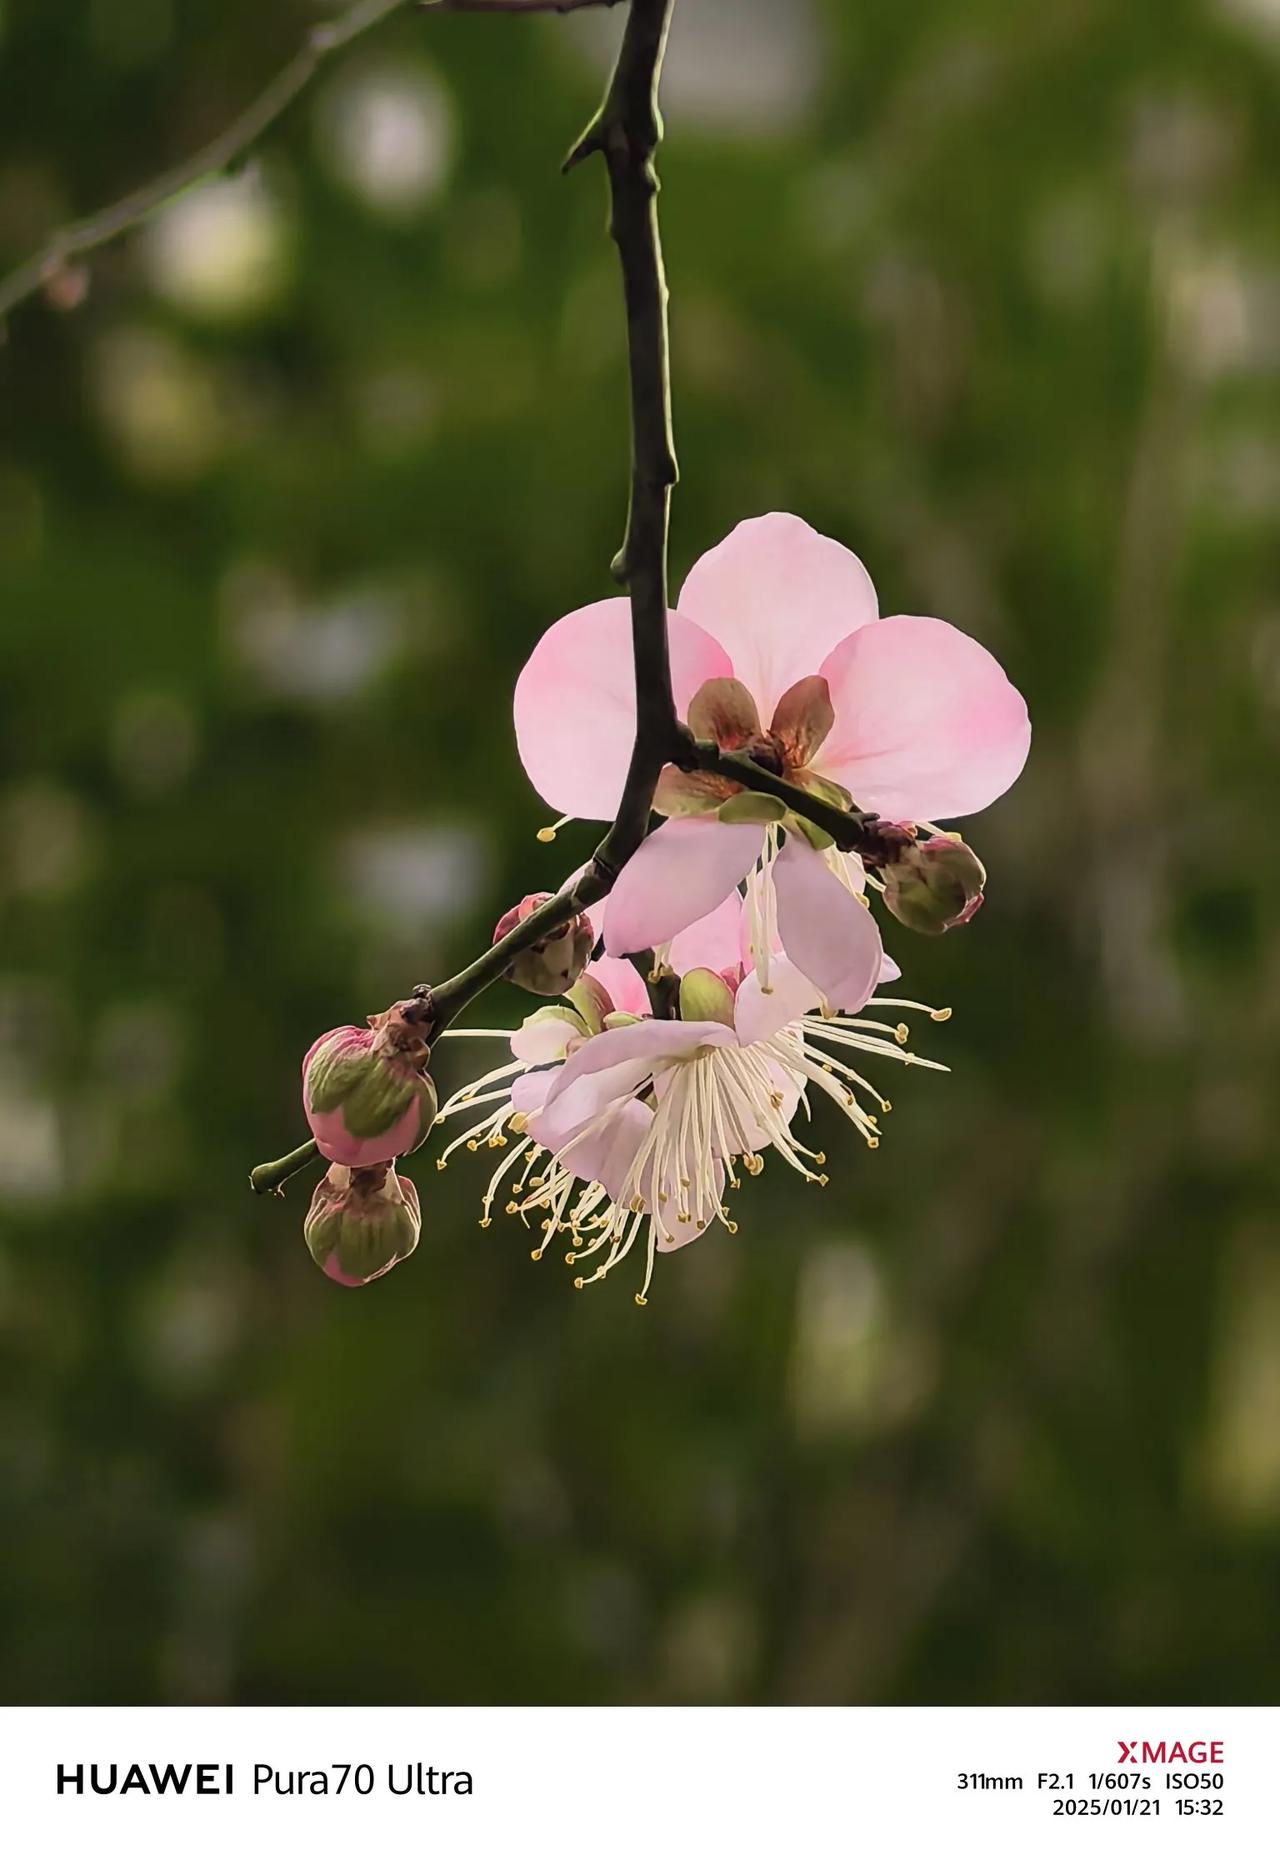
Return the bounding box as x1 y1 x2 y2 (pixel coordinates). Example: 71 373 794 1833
2 0 1279 1705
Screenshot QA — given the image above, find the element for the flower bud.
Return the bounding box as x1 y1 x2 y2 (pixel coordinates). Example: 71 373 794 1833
304 1162 420 1287
493 892 594 997
679 967 736 1026
881 835 986 936
303 998 437 1167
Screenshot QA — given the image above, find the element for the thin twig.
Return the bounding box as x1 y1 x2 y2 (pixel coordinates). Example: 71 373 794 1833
250 1139 323 1196
0 0 407 323
426 1 622 10
0 0 623 326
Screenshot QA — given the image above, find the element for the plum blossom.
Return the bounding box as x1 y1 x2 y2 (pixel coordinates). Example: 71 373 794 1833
433 897 947 1302
514 512 1029 1008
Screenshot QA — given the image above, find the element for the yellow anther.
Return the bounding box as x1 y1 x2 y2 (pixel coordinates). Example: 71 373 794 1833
572 1233 584 1249
867 1137 880 1151
530 1249 542 1261
436 1158 447 1172
479 1216 491 1228
466 1138 479 1152
565 1253 575 1266
509 1111 530 1134
573 1276 584 1289
505 1201 519 1216
536 826 557 843
634 1294 648 1307
931 1007 952 1022
894 1024 909 1045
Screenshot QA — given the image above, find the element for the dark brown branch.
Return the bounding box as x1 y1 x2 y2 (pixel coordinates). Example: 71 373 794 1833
567 0 681 880
678 735 888 856
428 0 679 1036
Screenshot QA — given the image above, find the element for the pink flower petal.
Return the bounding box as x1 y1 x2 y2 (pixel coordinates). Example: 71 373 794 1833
733 956 822 1044
816 615 1030 821
603 817 766 956
773 833 884 1012
557 1096 652 1201
510 1068 557 1115
591 954 652 1018
534 1016 731 1150
666 891 745 977
514 599 732 820
677 513 878 718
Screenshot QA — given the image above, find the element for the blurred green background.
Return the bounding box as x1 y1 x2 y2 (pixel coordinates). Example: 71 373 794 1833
2 0 1278 1706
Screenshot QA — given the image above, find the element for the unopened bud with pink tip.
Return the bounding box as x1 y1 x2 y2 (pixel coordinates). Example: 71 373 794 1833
882 834 986 936
303 994 437 1167
493 892 595 997
304 1162 421 1287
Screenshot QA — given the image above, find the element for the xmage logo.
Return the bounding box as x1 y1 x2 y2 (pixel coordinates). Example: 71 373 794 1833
1117 1742 1224 1766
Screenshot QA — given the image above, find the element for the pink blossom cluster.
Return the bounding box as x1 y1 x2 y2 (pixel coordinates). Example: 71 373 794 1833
426 512 1030 1300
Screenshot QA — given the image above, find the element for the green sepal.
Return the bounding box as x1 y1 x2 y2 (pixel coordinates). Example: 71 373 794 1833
717 791 788 826
801 773 854 812
786 811 835 853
